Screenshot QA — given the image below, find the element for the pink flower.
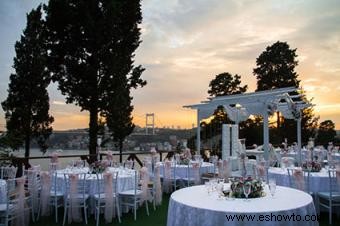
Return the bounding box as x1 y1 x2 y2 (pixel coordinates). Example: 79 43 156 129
50 152 59 163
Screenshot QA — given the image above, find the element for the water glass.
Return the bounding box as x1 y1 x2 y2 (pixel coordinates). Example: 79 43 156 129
268 180 276 198
205 181 212 195
243 183 251 201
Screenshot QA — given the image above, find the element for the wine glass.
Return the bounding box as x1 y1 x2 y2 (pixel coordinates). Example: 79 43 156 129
243 182 251 201
205 181 212 195
216 183 224 200
268 180 276 198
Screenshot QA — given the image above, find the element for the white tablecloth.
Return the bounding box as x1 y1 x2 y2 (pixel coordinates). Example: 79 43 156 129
55 167 135 195
160 162 214 178
268 167 330 192
0 179 6 203
167 185 318 226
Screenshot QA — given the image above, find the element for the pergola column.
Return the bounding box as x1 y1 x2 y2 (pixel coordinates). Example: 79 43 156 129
297 117 302 166
263 108 269 161
196 109 201 154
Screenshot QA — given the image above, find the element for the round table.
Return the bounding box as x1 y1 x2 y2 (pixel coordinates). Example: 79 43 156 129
268 167 330 192
167 185 318 226
54 167 135 195
0 179 6 203
160 162 214 178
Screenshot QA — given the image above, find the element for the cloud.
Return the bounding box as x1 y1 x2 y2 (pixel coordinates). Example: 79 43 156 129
1 0 340 129
52 101 66 105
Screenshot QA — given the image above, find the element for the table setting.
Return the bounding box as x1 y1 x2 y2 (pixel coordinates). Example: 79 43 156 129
167 176 318 226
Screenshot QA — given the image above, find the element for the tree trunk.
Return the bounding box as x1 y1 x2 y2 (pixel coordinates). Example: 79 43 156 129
119 140 123 163
24 135 30 158
24 134 30 169
89 106 98 163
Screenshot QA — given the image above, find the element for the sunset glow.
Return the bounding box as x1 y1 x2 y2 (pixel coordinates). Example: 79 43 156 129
0 0 339 130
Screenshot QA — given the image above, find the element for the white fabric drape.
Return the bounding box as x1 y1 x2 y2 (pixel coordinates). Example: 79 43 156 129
68 174 82 224
103 172 114 223
40 171 51 216
154 164 162 205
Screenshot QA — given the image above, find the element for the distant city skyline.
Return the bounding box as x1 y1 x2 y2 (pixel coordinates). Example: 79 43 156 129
0 0 339 131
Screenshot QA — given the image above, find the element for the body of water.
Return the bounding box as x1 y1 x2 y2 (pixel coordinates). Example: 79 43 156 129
11 148 162 171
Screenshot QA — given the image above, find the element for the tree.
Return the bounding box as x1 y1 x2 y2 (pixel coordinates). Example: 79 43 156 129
104 85 135 162
45 0 146 161
254 41 300 129
316 120 336 145
196 72 247 155
253 41 319 143
1 5 54 158
208 72 247 97
254 41 300 91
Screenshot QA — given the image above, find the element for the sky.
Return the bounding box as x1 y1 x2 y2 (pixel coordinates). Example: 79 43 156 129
0 0 339 131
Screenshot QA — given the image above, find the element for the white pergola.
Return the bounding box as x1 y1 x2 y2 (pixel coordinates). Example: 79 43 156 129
184 87 310 165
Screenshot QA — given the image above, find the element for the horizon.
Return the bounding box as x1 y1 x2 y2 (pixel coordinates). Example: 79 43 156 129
0 0 339 130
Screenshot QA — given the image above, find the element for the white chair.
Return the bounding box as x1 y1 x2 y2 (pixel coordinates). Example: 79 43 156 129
94 171 120 226
50 171 64 223
0 166 17 180
162 161 179 192
317 169 340 225
0 177 31 226
287 168 310 193
62 173 89 226
124 160 134 169
182 162 201 187
119 170 149 221
281 157 295 168
24 168 41 222
49 163 60 172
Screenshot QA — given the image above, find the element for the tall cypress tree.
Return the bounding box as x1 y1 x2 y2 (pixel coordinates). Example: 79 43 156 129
45 0 146 161
1 5 54 157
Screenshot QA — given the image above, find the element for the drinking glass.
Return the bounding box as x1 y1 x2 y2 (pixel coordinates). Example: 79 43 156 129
216 183 224 200
269 180 276 198
205 181 211 195
243 183 251 201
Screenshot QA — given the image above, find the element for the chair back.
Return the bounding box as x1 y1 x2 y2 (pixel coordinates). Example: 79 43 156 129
287 168 309 192
328 169 340 196
6 177 30 226
281 157 295 168
49 163 60 172
64 172 87 224
124 160 134 169
40 171 52 216
154 163 162 205
95 171 118 222
1 166 17 179
163 160 174 193
24 168 41 215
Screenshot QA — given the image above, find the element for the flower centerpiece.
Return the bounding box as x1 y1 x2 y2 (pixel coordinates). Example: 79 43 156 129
90 160 109 174
302 161 321 172
230 177 264 198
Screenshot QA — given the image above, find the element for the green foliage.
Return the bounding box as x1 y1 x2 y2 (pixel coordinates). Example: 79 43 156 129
253 41 319 144
239 117 263 146
195 72 248 154
1 5 54 157
316 120 336 145
45 0 146 159
254 41 300 91
208 72 247 97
